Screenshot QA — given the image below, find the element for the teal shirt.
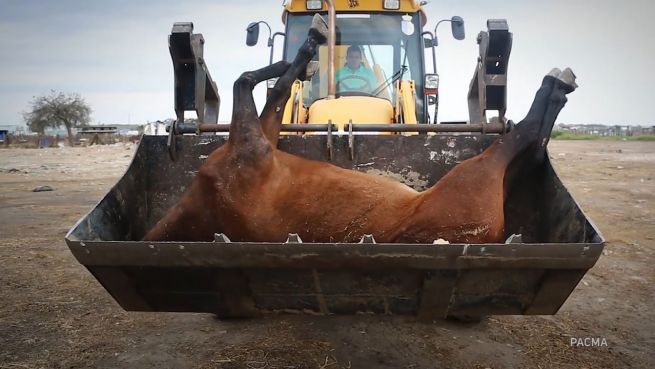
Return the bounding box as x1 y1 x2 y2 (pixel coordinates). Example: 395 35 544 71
336 65 377 93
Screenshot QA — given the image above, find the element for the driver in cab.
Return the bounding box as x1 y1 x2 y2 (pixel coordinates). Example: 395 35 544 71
336 45 377 94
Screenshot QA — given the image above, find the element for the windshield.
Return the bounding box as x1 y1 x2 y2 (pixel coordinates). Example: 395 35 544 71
284 12 425 119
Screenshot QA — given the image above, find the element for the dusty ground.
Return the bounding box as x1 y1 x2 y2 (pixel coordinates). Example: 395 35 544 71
0 140 653 369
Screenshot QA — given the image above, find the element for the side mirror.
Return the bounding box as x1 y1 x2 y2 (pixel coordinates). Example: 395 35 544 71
451 16 465 40
246 22 260 46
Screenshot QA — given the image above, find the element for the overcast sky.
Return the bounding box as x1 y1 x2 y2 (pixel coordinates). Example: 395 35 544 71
1 0 653 127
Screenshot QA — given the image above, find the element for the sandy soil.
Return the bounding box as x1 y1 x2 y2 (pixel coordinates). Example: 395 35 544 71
0 140 653 369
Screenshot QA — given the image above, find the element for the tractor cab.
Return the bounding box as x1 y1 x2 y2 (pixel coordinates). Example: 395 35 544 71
246 0 462 128
283 9 424 126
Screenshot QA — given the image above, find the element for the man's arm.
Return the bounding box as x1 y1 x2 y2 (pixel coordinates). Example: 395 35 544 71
335 68 344 92
365 68 378 93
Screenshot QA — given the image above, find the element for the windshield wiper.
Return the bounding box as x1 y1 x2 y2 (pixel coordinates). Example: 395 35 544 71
372 65 407 97
372 38 410 97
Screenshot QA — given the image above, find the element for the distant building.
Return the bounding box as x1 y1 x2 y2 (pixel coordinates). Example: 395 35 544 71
0 124 27 133
556 123 654 136
112 124 143 135
143 120 169 136
78 124 142 136
78 126 118 134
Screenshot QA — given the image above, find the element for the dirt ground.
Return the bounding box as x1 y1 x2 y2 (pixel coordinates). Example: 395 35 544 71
0 140 653 369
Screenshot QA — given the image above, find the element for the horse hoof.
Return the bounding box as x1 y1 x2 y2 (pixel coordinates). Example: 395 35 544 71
547 67 562 78
557 67 578 92
304 60 320 81
309 14 328 44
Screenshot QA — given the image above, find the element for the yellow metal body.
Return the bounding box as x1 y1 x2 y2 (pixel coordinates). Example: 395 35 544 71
398 80 417 124
283 81 416 131
308 96 393 127
281 80 306 124
283 0 424 20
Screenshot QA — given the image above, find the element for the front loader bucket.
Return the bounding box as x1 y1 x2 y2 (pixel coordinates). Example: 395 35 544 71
65 134 604 320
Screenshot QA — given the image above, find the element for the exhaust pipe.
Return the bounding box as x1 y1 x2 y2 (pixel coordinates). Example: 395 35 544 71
324 0 336 99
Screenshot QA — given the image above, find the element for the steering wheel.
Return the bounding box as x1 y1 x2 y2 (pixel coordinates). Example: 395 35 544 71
337 75 373 94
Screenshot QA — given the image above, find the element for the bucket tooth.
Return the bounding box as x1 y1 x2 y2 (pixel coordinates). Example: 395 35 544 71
214 233 231 243
359 234 376 244
285 233 303 243
505 233 523 244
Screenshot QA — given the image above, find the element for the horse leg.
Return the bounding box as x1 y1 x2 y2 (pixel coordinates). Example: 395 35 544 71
228 60 293 148
259 14 328 145
534 68 576 162
487 68 577 168
144 62 294 242
399 69 577 243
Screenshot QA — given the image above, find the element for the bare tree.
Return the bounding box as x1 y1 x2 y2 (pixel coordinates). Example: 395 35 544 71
23 91 92 146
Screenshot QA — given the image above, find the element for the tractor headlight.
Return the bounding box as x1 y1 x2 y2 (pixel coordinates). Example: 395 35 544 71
383 0 400 10
306 0 323 10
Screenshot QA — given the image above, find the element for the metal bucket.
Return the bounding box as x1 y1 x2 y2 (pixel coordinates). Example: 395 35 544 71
65 133 604 320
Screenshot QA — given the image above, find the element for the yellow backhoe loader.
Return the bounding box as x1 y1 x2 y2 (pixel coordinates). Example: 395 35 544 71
65 0 603 321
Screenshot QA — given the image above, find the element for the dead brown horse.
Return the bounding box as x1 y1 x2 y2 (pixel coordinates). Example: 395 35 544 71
144 15 577 244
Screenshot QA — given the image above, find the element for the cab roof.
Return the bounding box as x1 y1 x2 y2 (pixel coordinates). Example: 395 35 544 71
282 0 427 25
284 0 422 13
